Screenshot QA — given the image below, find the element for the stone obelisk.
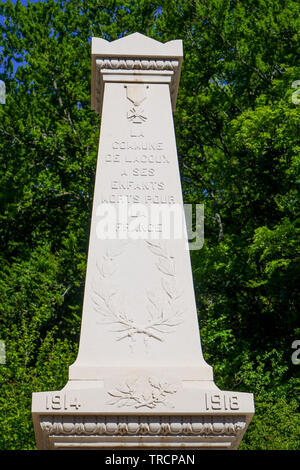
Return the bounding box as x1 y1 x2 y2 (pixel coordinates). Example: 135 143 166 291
32 33 254 450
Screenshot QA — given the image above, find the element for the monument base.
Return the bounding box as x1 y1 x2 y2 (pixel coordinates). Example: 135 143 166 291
33 414 251 450
32 378 254 450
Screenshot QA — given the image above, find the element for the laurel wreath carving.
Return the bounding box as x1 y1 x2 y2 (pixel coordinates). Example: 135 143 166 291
92 241 184 347
106 376 178 409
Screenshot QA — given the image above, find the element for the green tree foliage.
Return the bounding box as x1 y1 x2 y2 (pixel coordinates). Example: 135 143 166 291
0 0 299 449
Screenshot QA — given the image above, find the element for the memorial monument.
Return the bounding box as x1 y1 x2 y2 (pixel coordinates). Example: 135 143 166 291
32 32 254 450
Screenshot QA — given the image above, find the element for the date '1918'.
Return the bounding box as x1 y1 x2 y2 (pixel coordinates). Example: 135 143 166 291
205 393 239 411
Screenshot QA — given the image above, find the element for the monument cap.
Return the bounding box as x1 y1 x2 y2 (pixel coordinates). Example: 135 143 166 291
91 32 183 114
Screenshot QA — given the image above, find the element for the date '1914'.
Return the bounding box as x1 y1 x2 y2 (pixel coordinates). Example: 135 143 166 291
46 393 81 411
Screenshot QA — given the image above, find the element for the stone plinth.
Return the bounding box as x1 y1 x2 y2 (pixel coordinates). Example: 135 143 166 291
32 33 254 450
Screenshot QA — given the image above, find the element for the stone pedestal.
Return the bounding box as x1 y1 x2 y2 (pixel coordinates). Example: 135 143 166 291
32 33 254 450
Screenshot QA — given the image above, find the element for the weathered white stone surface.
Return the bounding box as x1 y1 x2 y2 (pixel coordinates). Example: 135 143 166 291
32 32 254 450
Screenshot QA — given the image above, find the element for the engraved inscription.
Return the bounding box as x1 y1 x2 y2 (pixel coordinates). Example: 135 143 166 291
101 137 175 206
205 393 239 411
46 393 81 411
112 141 164 151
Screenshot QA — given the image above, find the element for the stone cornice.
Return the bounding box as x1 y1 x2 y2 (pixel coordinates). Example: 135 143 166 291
38 414 248 449
96 58 179 71
92 56 181 115
40 415 246 436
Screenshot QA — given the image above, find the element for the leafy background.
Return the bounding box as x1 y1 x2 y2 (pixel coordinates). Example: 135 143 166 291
0 0 299 450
